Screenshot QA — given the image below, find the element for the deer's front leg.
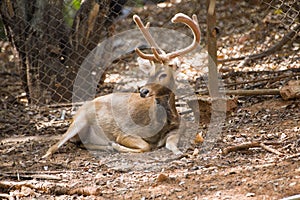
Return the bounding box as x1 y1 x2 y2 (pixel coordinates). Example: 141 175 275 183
165 133 182 155
115 134 151 153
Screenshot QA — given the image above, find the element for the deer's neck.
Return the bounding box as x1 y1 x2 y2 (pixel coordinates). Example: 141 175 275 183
156 93 179 128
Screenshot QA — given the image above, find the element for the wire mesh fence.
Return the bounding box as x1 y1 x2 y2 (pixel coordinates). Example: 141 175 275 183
0 0 299 142
1 1 300 199
217 0 299 70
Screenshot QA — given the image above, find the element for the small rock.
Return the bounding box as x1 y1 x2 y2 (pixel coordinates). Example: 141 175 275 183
215 191 221 197
157 173 169 183
178 181 185 186
192 148 200 156
289 182 296 187
194 133 204 144
246 192 255 197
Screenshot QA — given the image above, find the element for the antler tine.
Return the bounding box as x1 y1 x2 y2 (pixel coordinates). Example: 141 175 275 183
135 47 156 60
133 13 201 63
153 13 201 61
133 15 165 61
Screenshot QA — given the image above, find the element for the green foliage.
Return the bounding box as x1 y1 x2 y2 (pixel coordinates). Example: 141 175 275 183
64 0 81 27
0 19 7 40
127 0 144 7
274 9 283 15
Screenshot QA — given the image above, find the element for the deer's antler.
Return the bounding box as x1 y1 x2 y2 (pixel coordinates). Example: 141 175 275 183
133 13 201 63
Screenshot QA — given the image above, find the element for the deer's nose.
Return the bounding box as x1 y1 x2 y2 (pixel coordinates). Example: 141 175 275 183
140 88 150 98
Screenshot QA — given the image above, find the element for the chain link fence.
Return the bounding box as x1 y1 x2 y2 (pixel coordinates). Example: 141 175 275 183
0 0 299 139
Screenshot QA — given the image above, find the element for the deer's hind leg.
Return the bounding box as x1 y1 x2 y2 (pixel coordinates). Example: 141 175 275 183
79 126 150 153
115 134 151 153
82 142 143 153
79 124 114 152
85 135 151 153
81 143 114 152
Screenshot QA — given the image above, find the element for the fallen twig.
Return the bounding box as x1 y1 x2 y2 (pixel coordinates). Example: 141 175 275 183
0 135 61 144
0 180 103 196
221 68 300 80
0 180 48 192
197 88 280 96
223 89 280 96
39 102 85 111
281 153 300 161
0 193 11 199
224 73 298 88
222 142 260 155
2 170 78 175
0 173 61 180
222 141 283 155
69 186 101 196
259 143 283 156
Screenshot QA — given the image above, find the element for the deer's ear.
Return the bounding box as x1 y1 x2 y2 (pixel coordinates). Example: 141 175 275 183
137 57 154 75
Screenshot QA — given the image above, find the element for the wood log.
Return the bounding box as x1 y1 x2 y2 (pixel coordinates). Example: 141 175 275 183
280 80 300 100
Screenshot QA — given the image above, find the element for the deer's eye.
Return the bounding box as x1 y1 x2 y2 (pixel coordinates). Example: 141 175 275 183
140 88 150 98
159 73 167 81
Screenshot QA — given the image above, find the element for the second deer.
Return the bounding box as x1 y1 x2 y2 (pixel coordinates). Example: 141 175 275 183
43 13 200 158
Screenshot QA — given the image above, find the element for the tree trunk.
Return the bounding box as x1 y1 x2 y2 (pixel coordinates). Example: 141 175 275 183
0 0 112 104
206 0 219 98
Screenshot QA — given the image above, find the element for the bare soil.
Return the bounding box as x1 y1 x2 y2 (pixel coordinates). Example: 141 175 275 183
0 96 299 199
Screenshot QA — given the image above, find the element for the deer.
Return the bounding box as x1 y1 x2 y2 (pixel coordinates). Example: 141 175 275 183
42 13 200 158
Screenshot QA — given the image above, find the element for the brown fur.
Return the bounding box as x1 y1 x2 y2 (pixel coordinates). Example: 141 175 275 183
43 83 181 158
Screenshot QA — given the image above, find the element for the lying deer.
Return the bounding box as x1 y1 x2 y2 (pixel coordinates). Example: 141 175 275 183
43 13 200 157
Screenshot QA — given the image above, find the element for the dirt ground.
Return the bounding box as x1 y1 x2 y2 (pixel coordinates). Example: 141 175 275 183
1 0 300 199
1 94 299 199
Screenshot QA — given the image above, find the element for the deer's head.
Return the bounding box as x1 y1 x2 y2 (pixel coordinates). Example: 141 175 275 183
133 13 201 91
